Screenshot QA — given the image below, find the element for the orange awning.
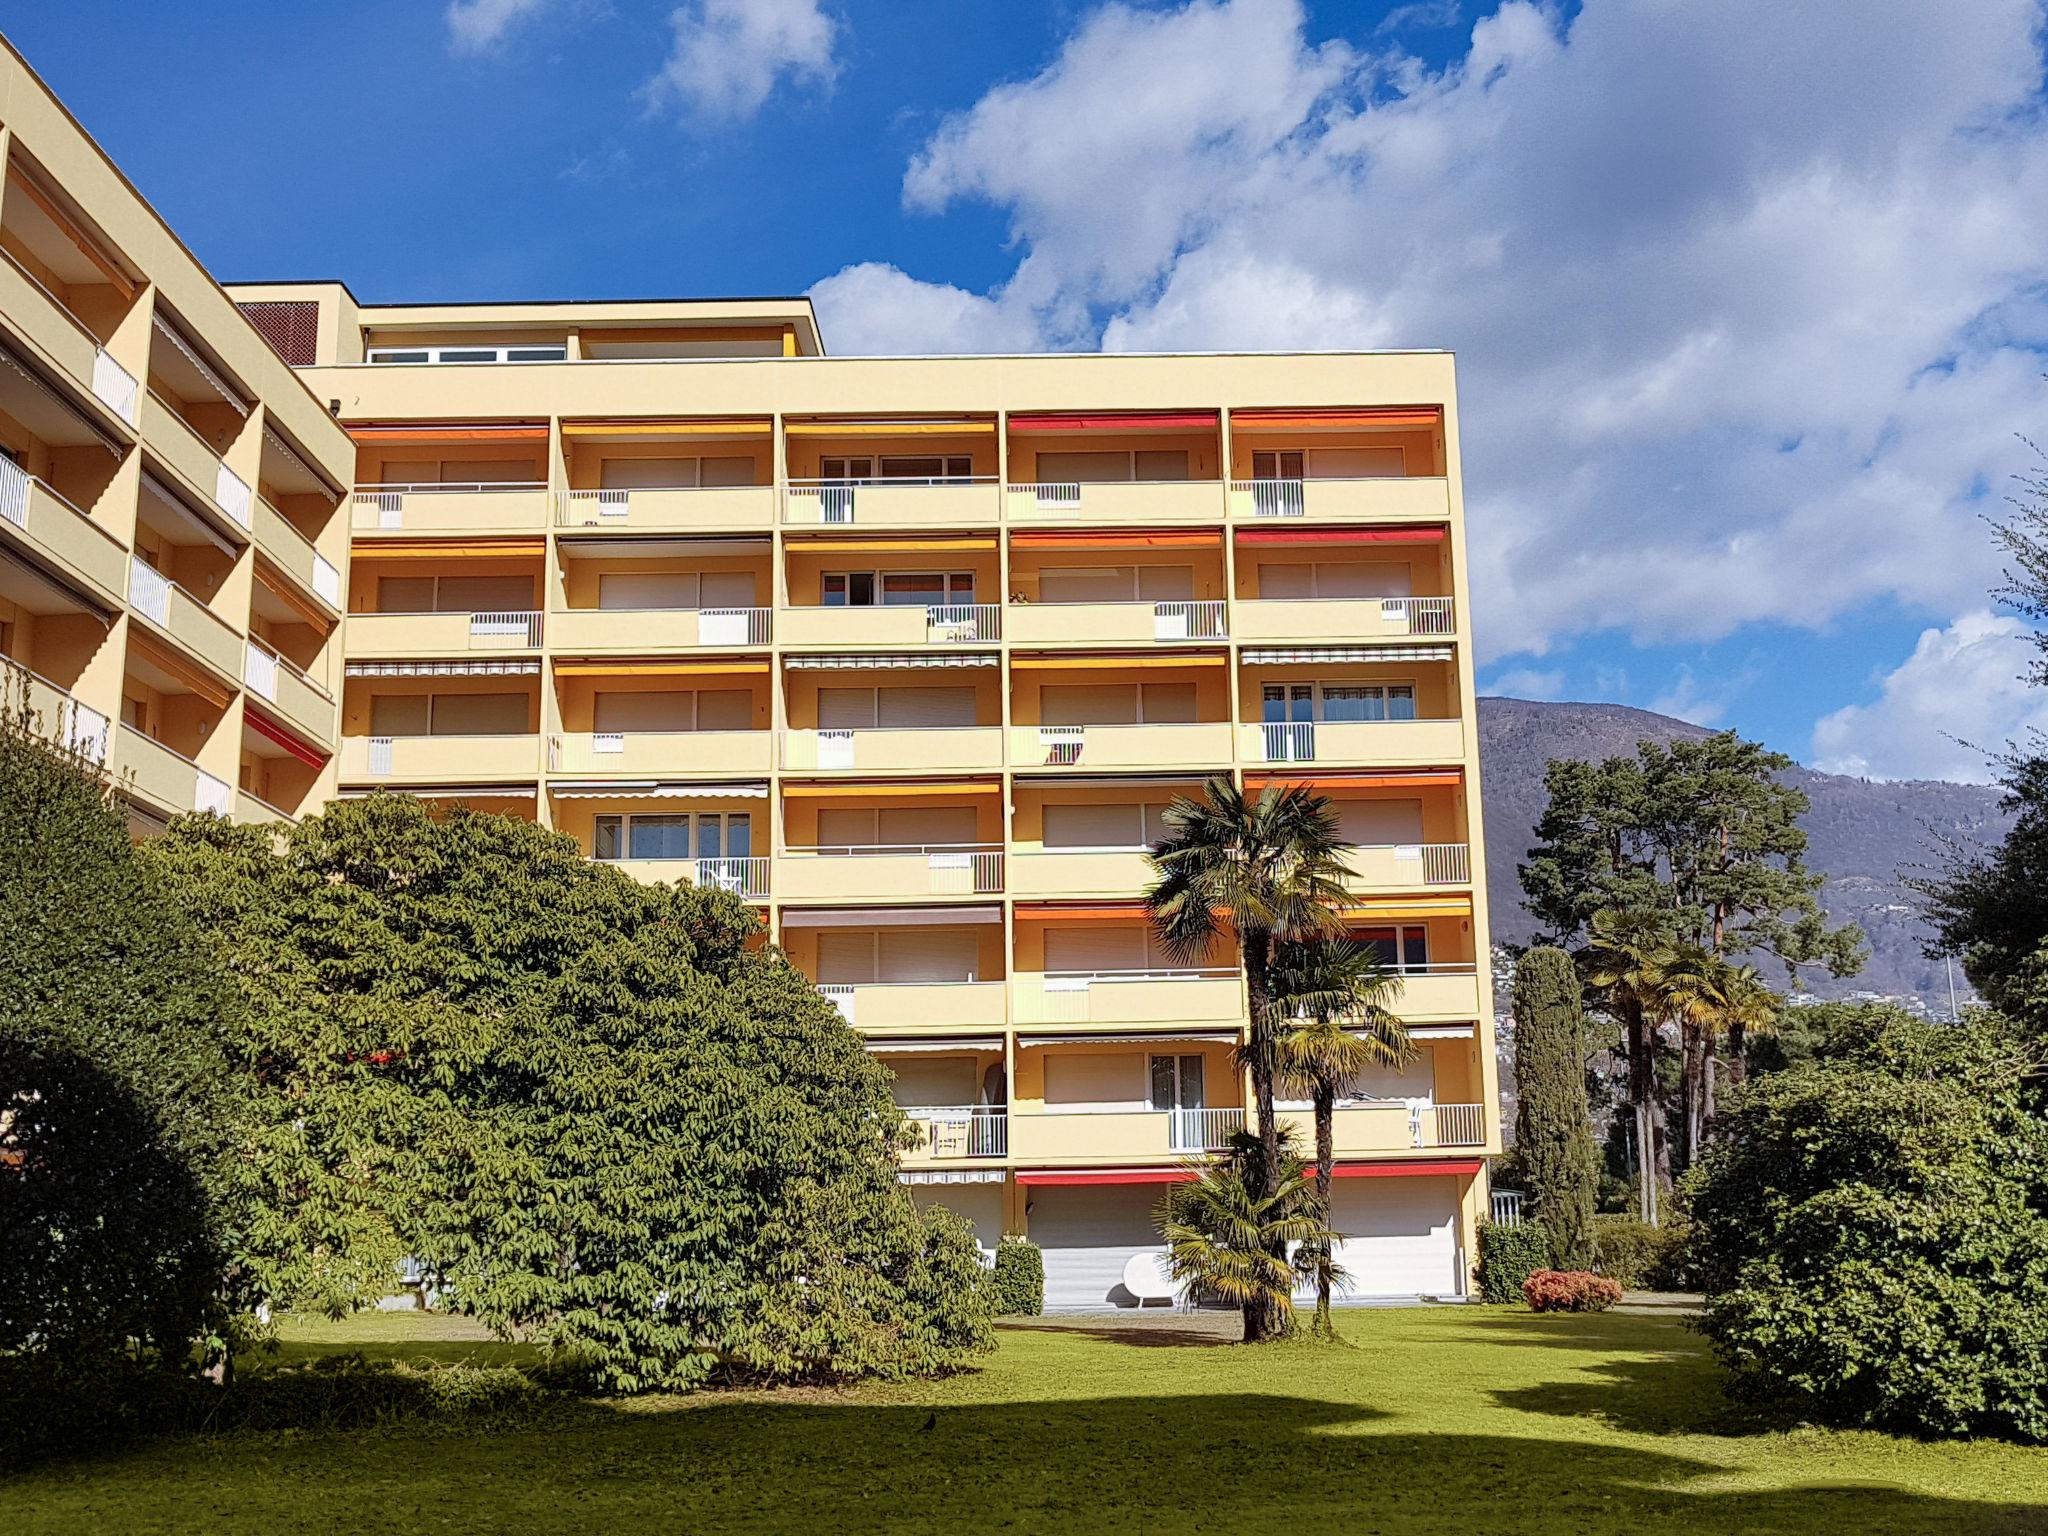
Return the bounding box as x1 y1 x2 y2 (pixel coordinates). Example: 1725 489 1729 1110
779 781 997 799
1010 654 1225 670
788 535 997 553
254 557 337 631
1342 897 1472 921
1230 407 1441 429
350 538 546 560
1246 770 1463 791
348 423 549 444
560 418 769 438
551 660 768 677
1009 529 1219 550
128 633 233 708
1009 410 1217 433
1014 902 1152 922
784 420 993 437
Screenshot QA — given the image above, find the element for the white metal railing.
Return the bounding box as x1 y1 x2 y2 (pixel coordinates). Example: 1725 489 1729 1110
1232 478 1306 517
1152 599 1226 640
117 721 230 815
92 347 139 426
690 856 770 897
1168 1106 1245 1152
557 486 764 523
1347 843 1472 885
243 638 277 700
128 556 171 626
214 462 252 531
469 611 542 646
704 607 771 644
1255 719 1447 762
1378 596 1456 636
1 654 109 763
785 477 996 525
0 455 26 528
1024 481 1082 509
353 482 546 530
927 603 1001 642
1490 1190 1524 1227
1037 724 1084 765
788 843 1004 894
819 978 1001 1026
255 497 342 608
1415 1103 1486 1148
904 1106 1009 1159
1028 967 1238 1023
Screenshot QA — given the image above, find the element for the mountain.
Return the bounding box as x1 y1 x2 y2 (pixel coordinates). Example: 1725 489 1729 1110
1475 697 2013 1004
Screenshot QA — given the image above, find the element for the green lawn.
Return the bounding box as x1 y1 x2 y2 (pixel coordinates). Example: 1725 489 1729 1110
4 1307 2042 1535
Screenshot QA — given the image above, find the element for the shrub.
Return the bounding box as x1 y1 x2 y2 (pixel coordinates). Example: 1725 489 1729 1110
991 1238 1044 1316
1592 1215 1692 1289
1689 1008 2048 1441
1511 946 1599 1269
1476 1220 1550 1304
1524 1270 1623 1312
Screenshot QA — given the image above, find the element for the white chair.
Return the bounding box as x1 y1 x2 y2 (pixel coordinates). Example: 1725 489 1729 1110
1122 1250 1179 1307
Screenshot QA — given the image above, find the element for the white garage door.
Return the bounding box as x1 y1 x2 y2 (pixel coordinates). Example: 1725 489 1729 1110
1325 1176 1461 1299
910 1182 1005 1255
1028 1184 1166 1311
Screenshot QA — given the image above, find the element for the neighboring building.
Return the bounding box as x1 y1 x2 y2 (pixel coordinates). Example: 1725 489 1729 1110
0 42 354 833
0 32 1502 1309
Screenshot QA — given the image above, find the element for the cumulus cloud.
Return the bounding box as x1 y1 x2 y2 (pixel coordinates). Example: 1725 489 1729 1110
809 262 1051 356
843 0 2048 672
1483 667 1566 701
1811 611 2047 782
446 0 555 53
644 0 841 123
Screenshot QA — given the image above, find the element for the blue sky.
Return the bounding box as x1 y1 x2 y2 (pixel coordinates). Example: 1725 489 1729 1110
11 0 2048 782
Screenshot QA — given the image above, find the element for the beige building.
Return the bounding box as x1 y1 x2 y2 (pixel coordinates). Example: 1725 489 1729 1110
0 34 1501 1308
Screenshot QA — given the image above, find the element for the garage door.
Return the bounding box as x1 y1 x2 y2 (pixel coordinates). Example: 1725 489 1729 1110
1325 1176 1461 1299
910 1181 1005 1255
1028 1184 1166 1311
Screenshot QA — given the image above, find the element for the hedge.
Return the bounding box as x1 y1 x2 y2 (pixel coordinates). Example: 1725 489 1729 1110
1525 1270 1623 1313
1592 1215 1692 1289
991 1238 1044 1316
1477 1221 1550 1304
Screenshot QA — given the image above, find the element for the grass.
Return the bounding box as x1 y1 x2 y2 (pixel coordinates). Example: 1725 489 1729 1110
4 1307 2043 1535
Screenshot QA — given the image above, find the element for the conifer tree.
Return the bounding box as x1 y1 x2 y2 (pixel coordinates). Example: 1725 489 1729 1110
1511 946 1599 1269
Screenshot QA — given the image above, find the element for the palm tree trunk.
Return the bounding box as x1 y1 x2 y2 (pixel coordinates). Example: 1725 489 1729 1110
1701 1033 1719 1133
1314 1083 1336 1338
1241 931 1287 1340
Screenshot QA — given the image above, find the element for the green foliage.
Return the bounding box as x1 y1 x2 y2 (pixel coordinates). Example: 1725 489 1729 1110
0 686 243 1379
991 1239 1044 1316
1511 947 1598 1269
1591 1215 1691 1289
1689 1006 2048 1441
1476 1220 1550 1304
147 794 994 1392
1158 1128 1330 1340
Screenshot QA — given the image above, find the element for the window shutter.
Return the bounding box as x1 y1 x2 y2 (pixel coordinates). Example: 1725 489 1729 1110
429 692 528 735
593 691 694 732
599 457 698 490
1036 450 1131 483
817 807 879 847
878 928 979 982
1134 449 1190 481
1256 562 1314 600
816 931 877 984
700 456 756 487
1045 926 1147 973
598 571 698 610
695 689 753 730
1039 565 1133 603
1043 802 1142 848
876 686 978 727
700 570 758 607
818 687 879 729
1135 564 1195 601
1309 446 1405 478
437 574 535 612
881 805 977 845
1138 681 1198 723
1336 798 1426 845
1041 684 1137 725
368 694 430 736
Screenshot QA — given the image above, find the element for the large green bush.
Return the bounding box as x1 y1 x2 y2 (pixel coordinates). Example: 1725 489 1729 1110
0 688 244 1381
1592 1215 1691 1289
991 1238 1044 1316
147 796 995 1392
1689 1007 2048 1441
1476 1220 1550 1304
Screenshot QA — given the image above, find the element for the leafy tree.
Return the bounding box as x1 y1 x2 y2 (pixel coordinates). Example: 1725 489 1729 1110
1510 947 1598 1270
0 686 243 1381
1157 1127 1331 1342
148 795 993 1390
1688 1006 2048 1441
1272 939 1410 1335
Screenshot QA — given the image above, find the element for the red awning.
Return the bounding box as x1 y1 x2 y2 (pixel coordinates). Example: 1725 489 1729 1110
1008 411 1218 433
1010 529 1219 550
1245 770 1463 791
246 705 328 769
1332 1159 1484 1178
1237 526 1446 545
1231 406 1441 429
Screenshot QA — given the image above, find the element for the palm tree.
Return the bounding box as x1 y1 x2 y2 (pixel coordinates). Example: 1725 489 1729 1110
1156 1126 1332 1342
1651 938 1728 1170
1270 939 1410 1337
1581 907 1676 1222
1146 776 1353 1178
1701 962 1780 1127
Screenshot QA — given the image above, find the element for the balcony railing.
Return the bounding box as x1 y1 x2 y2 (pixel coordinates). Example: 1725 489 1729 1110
1168 1106 1246 1152
903 1106 1009 1160
1013 968 1242 1025
340 732 541 782
1376 596 1456 636
0 457 127 607
115 723 232 818
243 636 334 739
1226 476 1452 523
129 557 243 682
0 246 138 426
144 391 250 531
548 729 772 775
345 610 543 653
1490 1190 1525 1227
778 844 1004 899
1 654 109 764
1344 843 1472 887
782 726 1005 773
1005 481 1225 523
557 486 774 530
777 603 1000 647
352 482 549 532
784 477 1000 526
1242 717 1466 766
1008 1107 1245 1162
686 855 771 897
1014 721 1234 770
818 979 1009 1029
549 606 770 649
1415 1103 1486 1148
254 497 342 611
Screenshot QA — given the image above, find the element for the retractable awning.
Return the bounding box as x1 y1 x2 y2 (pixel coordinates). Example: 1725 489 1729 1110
784 653 998 669
1008 411 1217 433
560 418 769 438
1230 407 1441 429
348 538 546 561
1009 654 1224 669
245 705 327 768
337 784 538 799
789 535 998 554
549 781 769 799
1241 646 1453 664
348 422 549 444
1017 1031 1239 1049
865 1037 1003 1053
1236 526 1445 544
784 420 993 436
1013 902 1149 922
778 905 1002 928
1332 1159 1484 1178
153 313 249 416
0 340 123 453
779 781 996 799
1342 897 1473 920
1244 770 1462 790
1009 529 1218 550
141 472 240 555
1408 1024 1475 1040
550 659 767 677
346 659 540 677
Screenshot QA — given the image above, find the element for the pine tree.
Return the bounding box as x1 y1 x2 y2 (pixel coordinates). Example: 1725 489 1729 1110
1511 946 1599 1270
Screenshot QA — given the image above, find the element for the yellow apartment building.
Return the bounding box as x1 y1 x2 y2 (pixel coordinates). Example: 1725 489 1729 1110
0 33 1501 1309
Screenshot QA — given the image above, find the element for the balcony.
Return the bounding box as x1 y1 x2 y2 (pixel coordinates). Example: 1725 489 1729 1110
234 789 293 827
1279 1101 1488 1153
142 392 251 534
1005 601 1226 647
1005 481 1226 524
549 730 772 776
352 483 549 534
1007 848 1153 899
819 980 1009 1031
776 846 1004 902
1008 1107 1244 1163
242 638 335 743
598 855 769 897
253 498 342 613
778 604 1002 648
784 479 1001 527
128 559 242 685
1 656 109 763
782 726 1005 774
558 486 773 533
1010 722 1234 772
549 607 770 652
0 459 126 609
114 724 233 819
344 610 542 658
1227 477 1452 524
1238 717 1467 768
1388 965 1486 1023
0 248 138 428
1012 969 1243 1028
337 733 541 783
1234 596 1456 644
901 1107 1009 1165
1343 843 1472 889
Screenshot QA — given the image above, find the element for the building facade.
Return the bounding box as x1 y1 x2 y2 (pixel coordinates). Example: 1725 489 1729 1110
0 35 1501 1311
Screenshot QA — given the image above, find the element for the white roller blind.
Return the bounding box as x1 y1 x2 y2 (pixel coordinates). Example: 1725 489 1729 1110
1337 798 1426 844
818 688 879 729
889 1057 979 1108
439 458 536 483
1323 562 1408 598
1139 681 1198 723
696 689 753 730
1036 450 1131 483
368 694 429 736
1136 564 1195 600
1135 449 1190 481
599 571 697 609
1044 1053 1147 1110
876 686 977 728
878 928 979 982
1045 927 1147 972
377 575 437 612
884 805 977 844
429 692 527 735
600 457 698 490
700 571 758 607
1256 563 1314 600
1041 684 1136 725
438 574 534 611
1043 802 1141 848
593 691 694 732
817 808 878 847
1310 446 1405 478
701 456 756 487
817 931 877 984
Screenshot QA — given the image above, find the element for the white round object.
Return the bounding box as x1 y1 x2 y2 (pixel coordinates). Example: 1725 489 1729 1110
1122 1249 1178 1302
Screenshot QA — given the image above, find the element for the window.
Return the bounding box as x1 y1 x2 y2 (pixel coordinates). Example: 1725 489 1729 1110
1252 450 1305 480
594 571 756 610
1034 449 1190 483
372 458 542 488
821 571 976 607
1333 798 1426 846
592 812 752 862
1040 800 1176 849
1357 925 1431 972
1255 561 1409 600
1039 681 1197 726
1252 446 1406 478
1035 564 1194 603
374 573 535 613
1149 1054 1206 1111
819 455 973 483
815 805 979 850
815 686 979 729
368 692 529 736
596 456 755 490
1260 682 1416 723
816 928 980 983
590 689 751 733
1043 925 1192 973
368 344 567 364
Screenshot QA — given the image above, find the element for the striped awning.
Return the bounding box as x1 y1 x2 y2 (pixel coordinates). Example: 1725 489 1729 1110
1408 1024 1475 1039
899 1169 1007 1185
778 905 1002 928
548 781 768 799
784 653 999 669
1017 1031 1239 1048
866 1037 1003 1053
0 340 123 453
345 659 540 677
263 425 342 496
336 783 538 799
153 313 248 415
1241 646 1453 664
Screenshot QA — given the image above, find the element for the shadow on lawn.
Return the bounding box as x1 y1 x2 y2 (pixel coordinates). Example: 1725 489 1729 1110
998 1320 1236 1349
1461 1311 1705 1355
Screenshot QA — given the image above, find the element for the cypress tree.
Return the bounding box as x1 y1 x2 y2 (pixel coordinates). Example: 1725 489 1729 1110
1511 946 1599 1269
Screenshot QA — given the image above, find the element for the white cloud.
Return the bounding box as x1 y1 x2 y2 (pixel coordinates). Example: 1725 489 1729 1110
847 0 2048 679
1648 666 1739 728
446 0 554 53
1377 0 1462 35
644 0 840 123
808 262 1051 356
1812 611 2044 782
1483 667 1566 701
